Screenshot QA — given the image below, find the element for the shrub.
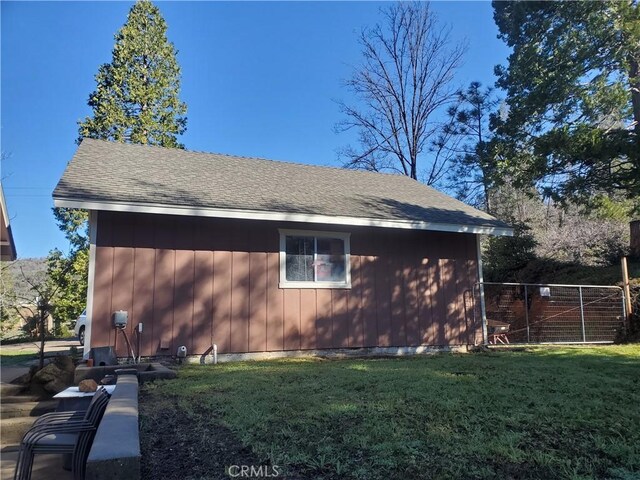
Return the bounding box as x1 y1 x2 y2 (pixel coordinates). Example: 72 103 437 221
484 223 537 282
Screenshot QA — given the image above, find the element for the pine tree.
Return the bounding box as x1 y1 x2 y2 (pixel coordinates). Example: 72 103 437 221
51 0 188 328
492 1 639 200
78 0 187 147
444 82 500 213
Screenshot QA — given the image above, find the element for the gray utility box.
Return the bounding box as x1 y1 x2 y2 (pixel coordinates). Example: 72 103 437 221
113 310 128 328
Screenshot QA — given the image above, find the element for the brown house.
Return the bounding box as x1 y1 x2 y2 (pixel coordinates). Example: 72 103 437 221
53 139 512 359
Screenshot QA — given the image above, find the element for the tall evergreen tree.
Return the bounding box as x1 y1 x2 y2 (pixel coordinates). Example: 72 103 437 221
492 1 639 201
50 0 187 327
445 82 500 213
78 0 187 147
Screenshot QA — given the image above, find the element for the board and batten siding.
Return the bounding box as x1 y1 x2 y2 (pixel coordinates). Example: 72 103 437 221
91 211 482 357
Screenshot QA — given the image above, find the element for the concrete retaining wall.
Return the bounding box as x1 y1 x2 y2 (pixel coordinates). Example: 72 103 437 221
75 362 176 384
86 374 140 480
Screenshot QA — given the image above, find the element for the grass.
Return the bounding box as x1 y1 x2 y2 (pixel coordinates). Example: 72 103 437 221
140 346 640 480
0 350 39 365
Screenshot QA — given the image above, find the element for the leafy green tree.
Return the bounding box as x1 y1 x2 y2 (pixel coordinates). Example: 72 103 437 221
47 248 88 335
50 0 187 328
492 0 640 200
587 193 640 221
0 265 18 335
53 207 89 252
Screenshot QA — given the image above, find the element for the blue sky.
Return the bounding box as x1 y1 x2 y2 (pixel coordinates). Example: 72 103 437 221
1 1 509 259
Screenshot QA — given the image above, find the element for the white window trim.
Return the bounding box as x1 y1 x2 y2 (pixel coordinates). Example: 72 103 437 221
279 229 351 289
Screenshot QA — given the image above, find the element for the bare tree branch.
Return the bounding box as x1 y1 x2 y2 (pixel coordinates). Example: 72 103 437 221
337 2 466 183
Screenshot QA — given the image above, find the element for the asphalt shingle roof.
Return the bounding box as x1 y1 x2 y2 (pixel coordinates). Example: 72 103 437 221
53 139 510 231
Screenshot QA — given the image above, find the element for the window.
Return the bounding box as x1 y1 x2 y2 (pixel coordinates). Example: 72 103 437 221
279 230 351 288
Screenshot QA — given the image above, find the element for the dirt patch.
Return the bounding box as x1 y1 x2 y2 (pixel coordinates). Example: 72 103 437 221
139 390 301 480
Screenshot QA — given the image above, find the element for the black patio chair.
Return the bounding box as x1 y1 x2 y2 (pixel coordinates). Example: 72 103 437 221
28 386 110 429
13 388 110 480
13 387 110 480
30 408 87 428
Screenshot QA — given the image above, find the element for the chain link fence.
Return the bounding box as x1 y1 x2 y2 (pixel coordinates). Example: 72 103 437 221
474 283 626 345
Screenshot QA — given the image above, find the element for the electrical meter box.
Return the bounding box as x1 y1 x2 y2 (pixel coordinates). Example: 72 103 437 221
113 310 128 328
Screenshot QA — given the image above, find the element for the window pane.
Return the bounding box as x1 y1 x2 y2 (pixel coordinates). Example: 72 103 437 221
285 236 314 281
316 238 346 282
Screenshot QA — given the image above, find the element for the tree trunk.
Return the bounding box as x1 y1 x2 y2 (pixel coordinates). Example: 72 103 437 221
38 303 45 370
483 178 492 214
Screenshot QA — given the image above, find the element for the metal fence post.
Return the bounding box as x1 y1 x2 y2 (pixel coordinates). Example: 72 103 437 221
621 288 627 332
578 286 586 343
524 285 530 343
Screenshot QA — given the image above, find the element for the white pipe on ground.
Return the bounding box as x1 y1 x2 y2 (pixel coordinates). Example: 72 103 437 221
213 344 218 364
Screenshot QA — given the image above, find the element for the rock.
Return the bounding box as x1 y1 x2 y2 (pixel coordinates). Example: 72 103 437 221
100 375 116 385
11 366 37 385
53 355 75 372
12 372 32 385
28 381 48 399
43 377 70 394
32 363 64 384
79 379 98 392
31 355 75 394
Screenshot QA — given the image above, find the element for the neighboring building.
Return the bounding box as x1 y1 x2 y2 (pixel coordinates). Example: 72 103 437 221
53 139 512 358
0 182 17 261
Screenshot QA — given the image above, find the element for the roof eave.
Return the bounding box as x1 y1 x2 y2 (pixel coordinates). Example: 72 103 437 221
0 185 17 261
0 225 17 261
53 197 514 237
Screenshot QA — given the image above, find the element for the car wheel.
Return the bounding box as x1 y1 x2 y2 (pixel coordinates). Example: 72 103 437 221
79 326 85 346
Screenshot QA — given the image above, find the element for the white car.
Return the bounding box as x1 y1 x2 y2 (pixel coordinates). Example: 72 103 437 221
74 309 87 346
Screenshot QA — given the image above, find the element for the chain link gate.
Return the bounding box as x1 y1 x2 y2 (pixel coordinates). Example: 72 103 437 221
473 283 627 345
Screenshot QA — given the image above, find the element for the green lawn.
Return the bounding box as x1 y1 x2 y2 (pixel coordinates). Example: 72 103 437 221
0 350 39 366
140 346 640 480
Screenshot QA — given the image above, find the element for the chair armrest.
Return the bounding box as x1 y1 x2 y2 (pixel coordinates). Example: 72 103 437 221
33 411 85 426
22 420 95 444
